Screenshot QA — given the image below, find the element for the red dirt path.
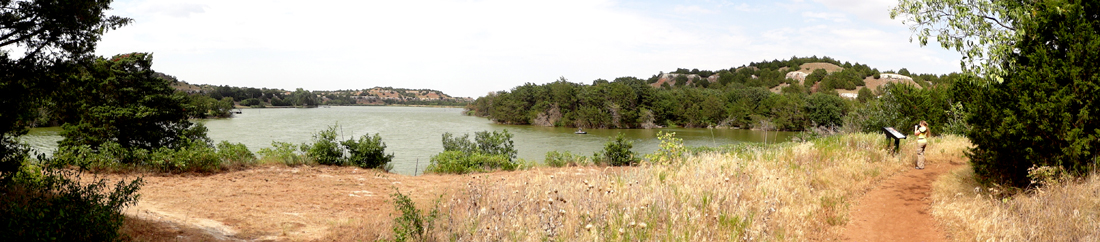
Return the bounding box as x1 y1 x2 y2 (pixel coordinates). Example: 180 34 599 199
842 157 964 241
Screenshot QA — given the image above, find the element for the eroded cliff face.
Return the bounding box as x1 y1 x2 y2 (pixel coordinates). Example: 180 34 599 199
532 104 562 127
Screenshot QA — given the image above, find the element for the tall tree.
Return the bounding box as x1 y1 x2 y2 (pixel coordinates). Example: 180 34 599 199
2 0 130 176
959 0 1099 186
891 0 1028 79
58 53 206 151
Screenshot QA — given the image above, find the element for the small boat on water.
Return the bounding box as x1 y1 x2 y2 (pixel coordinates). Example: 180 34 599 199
574 128 587 134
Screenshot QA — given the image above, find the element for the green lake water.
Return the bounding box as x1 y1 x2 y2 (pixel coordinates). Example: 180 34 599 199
20 106 795 175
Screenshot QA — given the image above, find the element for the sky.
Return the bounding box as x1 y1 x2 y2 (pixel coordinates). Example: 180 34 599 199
91 0 962 98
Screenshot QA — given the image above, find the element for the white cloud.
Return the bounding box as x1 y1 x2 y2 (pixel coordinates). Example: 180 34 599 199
802 11 849 22
141 2 206 18
673 5 714 14
733 3 760 12
91 0 960 97
811 0 898 25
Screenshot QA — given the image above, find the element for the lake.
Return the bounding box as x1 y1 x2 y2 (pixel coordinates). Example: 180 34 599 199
21 106 796 175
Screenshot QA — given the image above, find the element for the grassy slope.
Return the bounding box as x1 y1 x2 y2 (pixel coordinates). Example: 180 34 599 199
931 165 1100 240
422 133 970 241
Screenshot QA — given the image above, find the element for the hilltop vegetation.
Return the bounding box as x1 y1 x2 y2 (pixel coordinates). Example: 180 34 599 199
175 81 472 108
467 56 964 133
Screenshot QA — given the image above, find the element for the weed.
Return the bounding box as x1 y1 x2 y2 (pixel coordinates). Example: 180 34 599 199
390 188 441 242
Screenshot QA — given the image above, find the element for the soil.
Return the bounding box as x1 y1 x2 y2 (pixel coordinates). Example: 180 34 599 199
842 157 965 241
106 165 599 241
103 165 470 241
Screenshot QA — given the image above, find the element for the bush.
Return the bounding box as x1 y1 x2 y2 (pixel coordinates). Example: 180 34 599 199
390 188 440 242
645 131 685 164
601 133 637 166
258 141 312 166
216 141 256 166
1 144 142 241
544 150 589 167
53 138 256 173
307 125 345 165
342 133 394 170
856 87 874 103
428 130 519 174
426 151 515 174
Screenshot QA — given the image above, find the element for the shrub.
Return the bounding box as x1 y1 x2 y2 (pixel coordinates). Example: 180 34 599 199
258 141 312 166
307 125 345 165
150 138 221 172
645 131 685 164
426 151 515 174
856 87 874 103
428 130 519 174
1 149 142 241
53 138 255 173
390 188 440 242
545 150 588 167
342 133 394 170
216 141 256 166
474 130 517 160
601 133 637 166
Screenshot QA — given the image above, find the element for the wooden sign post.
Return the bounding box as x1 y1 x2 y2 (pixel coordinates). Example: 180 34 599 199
882 127 907 155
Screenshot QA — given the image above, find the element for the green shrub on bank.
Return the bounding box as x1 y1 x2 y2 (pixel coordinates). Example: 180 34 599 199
53 138 256 173
598 133 637 166
301 124 395 170
544 150 589 167
425 151 515 174
2 138 142 242
342 133 395 170
307 125 345 165
427 130 518 174
258 141 312 166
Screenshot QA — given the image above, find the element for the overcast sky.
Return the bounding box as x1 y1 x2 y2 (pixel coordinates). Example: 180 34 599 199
92 0 961 98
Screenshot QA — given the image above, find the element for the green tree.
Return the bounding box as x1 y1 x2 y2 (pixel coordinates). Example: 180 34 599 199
57 53 206 151
805 93 846 127
891 0 1028 79
959 0 1099 187
291 88 318 107
1 1 143 241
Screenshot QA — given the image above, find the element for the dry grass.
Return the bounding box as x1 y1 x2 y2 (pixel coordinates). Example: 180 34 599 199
400 133 968 241
931 166 1100 241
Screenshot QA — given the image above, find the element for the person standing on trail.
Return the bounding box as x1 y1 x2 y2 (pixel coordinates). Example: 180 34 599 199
914 120 929 169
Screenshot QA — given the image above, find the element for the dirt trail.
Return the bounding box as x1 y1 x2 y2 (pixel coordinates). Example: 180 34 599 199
842 158 963 241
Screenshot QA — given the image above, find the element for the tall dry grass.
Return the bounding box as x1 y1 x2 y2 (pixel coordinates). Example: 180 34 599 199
415 133 967 241
931 166 1100 241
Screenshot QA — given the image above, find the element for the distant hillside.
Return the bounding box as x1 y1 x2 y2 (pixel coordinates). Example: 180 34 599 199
644 56 936 98
158 75 470 107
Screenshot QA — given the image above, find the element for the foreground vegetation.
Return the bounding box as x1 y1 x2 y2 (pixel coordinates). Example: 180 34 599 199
380 133 970 241
931 166 1100 241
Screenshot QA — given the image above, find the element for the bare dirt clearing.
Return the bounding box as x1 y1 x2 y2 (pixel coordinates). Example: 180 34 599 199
109 165 467 241
108 165 608 241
